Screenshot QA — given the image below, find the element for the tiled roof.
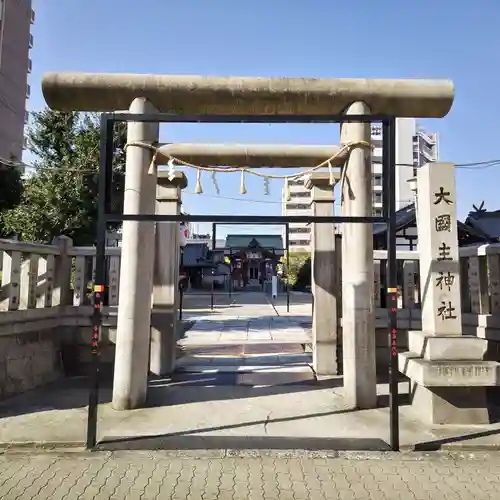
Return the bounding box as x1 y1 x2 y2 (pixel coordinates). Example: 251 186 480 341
224 234 284 250
464 210 500 242
373 203 416 236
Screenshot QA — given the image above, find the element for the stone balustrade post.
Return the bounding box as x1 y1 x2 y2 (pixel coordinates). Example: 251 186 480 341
52 235 73 307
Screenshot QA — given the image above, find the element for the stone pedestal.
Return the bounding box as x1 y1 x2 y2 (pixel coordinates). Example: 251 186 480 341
399 163 500 424
150 172 187 376
305 172 340 376
340 102 377 409
112 98 159 410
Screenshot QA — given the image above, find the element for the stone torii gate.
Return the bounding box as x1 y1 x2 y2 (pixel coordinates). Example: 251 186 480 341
151 143 345 380
41 73 454 412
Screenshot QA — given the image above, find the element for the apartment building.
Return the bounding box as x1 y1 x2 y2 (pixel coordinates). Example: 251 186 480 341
0 0 34 162
282 118 439 252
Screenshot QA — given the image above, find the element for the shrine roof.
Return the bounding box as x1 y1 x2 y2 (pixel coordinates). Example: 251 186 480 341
225 234 284 250
373 203 416 235
464 209 500 242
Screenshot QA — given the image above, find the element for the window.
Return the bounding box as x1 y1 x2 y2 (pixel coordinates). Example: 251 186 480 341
27 58 32 73
372 192 382 204
30 9 35 24
373 208 383 217
290 191 310 198
29 34 33 48
286 203 309 210
24 110 29 123
26 84 30 98
290 240 309 247
373 175 382 187
289 227 310 234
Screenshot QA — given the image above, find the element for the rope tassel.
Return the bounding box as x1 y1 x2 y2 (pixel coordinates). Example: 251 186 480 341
263 176 270 195
167 157 176 181
148 150 158 175
240 169 247 194
211 171 220 195
195 169 203 194
328 161 335 185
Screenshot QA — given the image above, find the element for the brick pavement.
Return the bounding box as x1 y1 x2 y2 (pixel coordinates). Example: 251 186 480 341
0 451 499 499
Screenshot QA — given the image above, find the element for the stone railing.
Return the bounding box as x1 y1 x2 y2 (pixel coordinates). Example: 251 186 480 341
1 237 500 340
1 236 500 399
0 237 121 336
459 243 500 340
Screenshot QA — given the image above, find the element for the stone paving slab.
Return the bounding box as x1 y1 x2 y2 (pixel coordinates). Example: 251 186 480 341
179 316 311 346
1 451 500 499
3 376 500 452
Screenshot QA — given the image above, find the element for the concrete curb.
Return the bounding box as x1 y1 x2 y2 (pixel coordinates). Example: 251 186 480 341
2 444 500 457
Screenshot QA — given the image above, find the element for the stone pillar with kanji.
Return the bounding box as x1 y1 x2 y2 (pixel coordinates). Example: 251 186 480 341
418 164 462 335
399 162 500 425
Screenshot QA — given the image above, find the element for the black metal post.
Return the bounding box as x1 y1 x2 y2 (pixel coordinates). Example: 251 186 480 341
210 223 216 311
229 248 232 299
384 117 399 452
285 223 290 312
179 248 184 321
86 115 113 450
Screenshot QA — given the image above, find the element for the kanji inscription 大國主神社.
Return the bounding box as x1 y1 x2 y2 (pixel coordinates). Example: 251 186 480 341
434 186 453 205
436 271 456 292
435 213 452 232
437 300 457 320
417 163 462 334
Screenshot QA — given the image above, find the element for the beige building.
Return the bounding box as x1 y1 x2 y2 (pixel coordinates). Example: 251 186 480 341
282 118 439 252
0 0 34 162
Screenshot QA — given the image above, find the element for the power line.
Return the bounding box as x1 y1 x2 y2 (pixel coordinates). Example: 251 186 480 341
2 156 499 207
3 154 500 173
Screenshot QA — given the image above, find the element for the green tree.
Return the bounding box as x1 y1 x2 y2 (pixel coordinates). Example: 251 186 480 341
2 109 127 245
284 251 311 289
0 158 23 237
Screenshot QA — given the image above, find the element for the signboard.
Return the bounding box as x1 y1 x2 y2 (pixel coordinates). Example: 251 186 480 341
179 222 188 247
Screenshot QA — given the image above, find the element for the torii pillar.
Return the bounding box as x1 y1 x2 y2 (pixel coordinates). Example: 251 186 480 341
341 102 377 409
112 98 159 410
150 171 187 376
306 172 340 376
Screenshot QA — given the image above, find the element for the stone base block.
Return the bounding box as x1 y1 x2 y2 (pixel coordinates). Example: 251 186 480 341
411 383 492 425
398 352 500 386
150 308 177 376
408 330 488 361
312 340 337 376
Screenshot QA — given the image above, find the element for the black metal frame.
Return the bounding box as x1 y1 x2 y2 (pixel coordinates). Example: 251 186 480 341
87 112 399 452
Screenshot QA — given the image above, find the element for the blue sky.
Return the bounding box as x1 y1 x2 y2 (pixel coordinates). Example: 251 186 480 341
28 0 500 237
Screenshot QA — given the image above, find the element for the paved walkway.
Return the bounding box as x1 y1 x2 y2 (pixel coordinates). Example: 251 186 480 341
2 291 500 453
1 451 499 499
179 315 311 346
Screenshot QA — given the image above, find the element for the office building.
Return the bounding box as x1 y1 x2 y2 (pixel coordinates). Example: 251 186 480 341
282 118 439 252
0 0 34 163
